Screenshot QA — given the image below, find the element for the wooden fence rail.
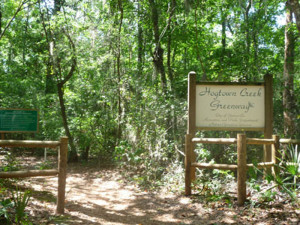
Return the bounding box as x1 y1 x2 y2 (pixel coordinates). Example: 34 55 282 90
280 139 300 144
185 134 300 206
0 140 60 148
0 137 68 214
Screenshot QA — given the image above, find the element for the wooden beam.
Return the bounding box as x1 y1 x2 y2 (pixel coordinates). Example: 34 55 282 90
0 140 60 149
192 162 275 171
187 72 197 183
237 133 247 206
185 134 192 195
246 162 275 169
246 138 275 145
191 162 237 170
56 136 68 214
280 139 300 144
264 74 273 172
272 135 280 176
0 169 58 178
192 138 237 144
187 72 196 135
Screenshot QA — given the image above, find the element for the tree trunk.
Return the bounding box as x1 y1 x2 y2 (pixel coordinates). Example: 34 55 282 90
283 2 297 138
289 0 300 34
57 83 78 162
167 0 176 89
50 0 78 161
137 1 144 79
81 145 90 161
194 5 206 81
116 0 123 141
219 7 226 80
136 0 145 146
149 0 167 93
0 5 2 35
242 1 252 80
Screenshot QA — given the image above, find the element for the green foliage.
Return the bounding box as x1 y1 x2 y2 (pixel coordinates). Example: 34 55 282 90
11 189 31 224
280 145 300 191
192 169 235 204
35 160 53 170
259 190 278 203
0 198 13 223
0 151 21 172
0 185 32 225
249 145 300 203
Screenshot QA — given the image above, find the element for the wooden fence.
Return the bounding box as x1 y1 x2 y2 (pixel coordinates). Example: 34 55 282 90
185 134 300 206
0 137 68 214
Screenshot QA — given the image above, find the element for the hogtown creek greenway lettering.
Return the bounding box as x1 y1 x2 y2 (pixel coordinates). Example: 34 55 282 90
198 87 237 99
199 87 262 100
210 100 254 113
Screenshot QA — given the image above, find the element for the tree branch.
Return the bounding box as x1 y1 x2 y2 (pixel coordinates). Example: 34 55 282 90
59 30 77 86
0 0 29 40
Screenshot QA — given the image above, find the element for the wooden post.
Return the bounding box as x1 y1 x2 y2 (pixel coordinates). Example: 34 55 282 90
272 135 280 176
237 133 247 206
185 71 197 196
56 136 68 214
185 134 192 195
187 72 196 182
264 74 273 174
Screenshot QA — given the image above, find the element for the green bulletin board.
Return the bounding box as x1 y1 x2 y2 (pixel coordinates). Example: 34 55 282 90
0 109 38 133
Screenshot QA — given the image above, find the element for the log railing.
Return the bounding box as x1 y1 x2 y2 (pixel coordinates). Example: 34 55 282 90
0 137 68 214
185 134 300 206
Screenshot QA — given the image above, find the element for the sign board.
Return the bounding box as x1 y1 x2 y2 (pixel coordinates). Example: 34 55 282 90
195 84 265 130
0 109 38 133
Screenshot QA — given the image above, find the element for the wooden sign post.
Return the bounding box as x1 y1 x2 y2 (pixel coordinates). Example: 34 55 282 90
185 72 273 204
264 74 274 171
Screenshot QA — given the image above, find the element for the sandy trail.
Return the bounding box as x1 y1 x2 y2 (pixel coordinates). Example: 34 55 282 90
20 163 299 225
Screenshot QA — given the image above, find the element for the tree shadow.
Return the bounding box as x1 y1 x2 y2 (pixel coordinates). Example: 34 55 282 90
6 162 298 225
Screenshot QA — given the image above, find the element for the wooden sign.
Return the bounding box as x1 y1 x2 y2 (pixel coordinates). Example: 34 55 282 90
0 109 38 133
195 84 265 130
185 72 274 198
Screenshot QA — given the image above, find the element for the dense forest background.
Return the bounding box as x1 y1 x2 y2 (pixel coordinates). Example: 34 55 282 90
0 0 299 183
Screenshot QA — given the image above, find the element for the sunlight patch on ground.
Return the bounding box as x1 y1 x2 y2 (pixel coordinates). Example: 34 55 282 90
15 164 299 225
179 197 191 204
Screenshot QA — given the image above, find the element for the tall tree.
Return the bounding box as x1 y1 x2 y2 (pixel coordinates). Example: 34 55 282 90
289 0 300 34
149 0 167 93
40 0 78 161
283 0 297 138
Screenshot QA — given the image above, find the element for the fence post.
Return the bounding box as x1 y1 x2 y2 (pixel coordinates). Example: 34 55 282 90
272 135 280 176
185 134 192 195
56 136 68 214
264 74 273 174
237 133 247 206
187 72 197 182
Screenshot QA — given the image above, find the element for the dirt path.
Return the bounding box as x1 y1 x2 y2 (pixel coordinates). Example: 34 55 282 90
21 163 299 225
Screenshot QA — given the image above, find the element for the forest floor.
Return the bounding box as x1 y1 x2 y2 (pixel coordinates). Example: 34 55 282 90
1 156 300 225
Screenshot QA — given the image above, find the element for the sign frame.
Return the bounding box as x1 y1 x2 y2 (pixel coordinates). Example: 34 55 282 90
0 108 39 133
195 82 265 131
187 73 273 134
185 72 274 196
